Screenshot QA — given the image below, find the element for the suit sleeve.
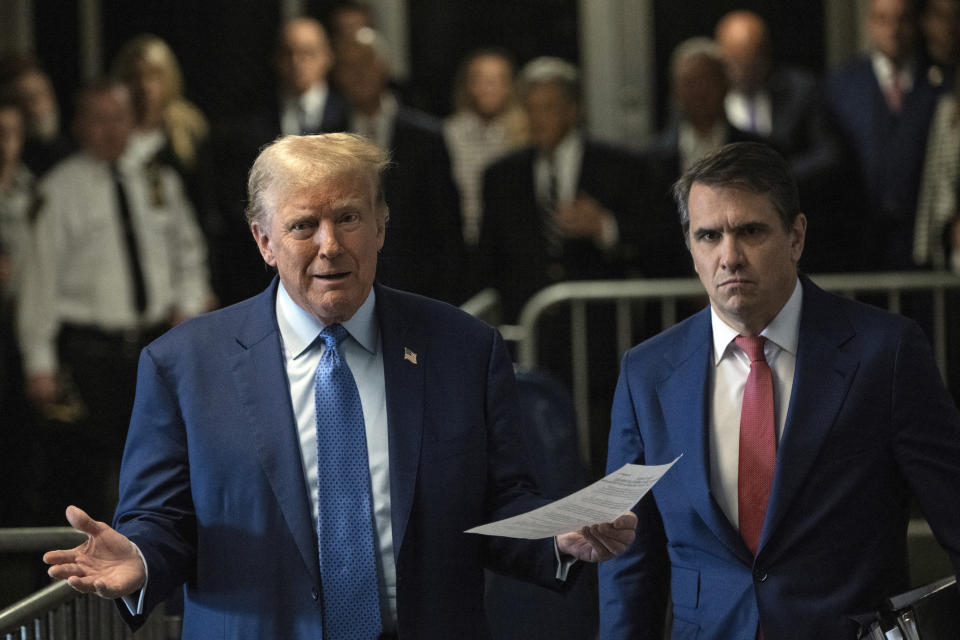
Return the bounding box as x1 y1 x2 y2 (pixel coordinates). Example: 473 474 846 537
112 346 198 627
598 351 669 639
480 328 570 589
891 320 960 575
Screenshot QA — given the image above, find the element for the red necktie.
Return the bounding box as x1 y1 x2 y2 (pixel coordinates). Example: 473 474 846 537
735 335 776 556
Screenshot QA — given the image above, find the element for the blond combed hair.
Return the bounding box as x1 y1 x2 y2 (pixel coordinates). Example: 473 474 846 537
245 133 391 226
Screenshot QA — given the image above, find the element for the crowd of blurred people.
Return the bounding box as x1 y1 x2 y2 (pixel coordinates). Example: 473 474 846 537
1 0 959 530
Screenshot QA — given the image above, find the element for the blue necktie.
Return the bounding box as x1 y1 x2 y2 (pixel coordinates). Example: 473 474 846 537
315 324 381 639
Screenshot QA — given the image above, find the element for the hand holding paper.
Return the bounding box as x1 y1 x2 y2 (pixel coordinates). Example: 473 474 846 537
466 457 680 560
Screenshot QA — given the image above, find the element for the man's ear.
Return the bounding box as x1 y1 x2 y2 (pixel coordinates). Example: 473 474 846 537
250 222 278 267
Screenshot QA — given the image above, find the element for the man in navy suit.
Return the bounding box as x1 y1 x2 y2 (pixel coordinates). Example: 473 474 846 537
43 133 636 639
599 142 960 638
825 0 942 270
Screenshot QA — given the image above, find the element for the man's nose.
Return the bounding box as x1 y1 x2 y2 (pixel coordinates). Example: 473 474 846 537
316 221 342 258
719 235 744 270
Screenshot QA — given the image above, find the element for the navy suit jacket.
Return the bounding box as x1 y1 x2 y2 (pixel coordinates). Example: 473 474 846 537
479 140 646 321
825 58 941 268
599 276 960 639
113 280 562 639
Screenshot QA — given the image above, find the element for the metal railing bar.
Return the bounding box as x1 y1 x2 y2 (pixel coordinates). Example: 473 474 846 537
0 582 75 635
0 529 85 553
570 301 591 470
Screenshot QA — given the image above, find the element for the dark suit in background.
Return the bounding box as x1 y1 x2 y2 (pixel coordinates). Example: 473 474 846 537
375 106 466 304
825 57 942 270
479 140 645 321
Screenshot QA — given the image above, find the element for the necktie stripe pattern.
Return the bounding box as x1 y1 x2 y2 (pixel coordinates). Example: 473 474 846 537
315 324 382 639
734 335 776 557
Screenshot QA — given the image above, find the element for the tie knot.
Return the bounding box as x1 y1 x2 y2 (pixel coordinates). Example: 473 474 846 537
320 324 349 351
734 335 767 362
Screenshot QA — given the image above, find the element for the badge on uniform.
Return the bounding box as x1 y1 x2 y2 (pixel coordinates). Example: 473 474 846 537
403 347 418 365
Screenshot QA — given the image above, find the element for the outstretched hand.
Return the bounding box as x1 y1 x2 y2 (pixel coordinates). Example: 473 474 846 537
42 506 145 599
555 512 637 563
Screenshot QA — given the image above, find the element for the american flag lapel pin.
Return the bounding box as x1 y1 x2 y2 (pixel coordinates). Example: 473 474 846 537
403 347 418 365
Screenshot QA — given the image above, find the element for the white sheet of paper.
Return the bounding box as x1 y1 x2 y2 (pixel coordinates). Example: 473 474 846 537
465 456 681 539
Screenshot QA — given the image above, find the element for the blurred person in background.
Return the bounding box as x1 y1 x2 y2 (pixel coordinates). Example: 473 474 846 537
921 0 960 87
444 48 527 252
209 17 349 306
0 53 72 177
333 27 465 303
714 10 846 272
825 0 942 270
16 80 212 519
110 34 210 203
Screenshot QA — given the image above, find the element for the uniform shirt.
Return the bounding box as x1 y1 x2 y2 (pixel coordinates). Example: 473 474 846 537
0 164 35 300
678 120 729 172
16 151 211 375
708 279 801 529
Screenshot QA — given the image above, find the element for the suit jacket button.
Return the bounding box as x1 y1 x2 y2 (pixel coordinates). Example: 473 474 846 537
755 571 768 583
311 588 319 601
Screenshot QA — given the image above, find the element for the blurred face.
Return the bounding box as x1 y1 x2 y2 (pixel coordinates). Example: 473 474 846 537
922 0 960 63
0 106 25 170
15 70 59 139
277 19 333 96
251 171 385 325
467 54 513 119
74 87 134 162
674 55 728 131
131 58 169 118
524 82 578 153
687 183 805 335
868 0 917 64
716 15 771 93
332 41 388 114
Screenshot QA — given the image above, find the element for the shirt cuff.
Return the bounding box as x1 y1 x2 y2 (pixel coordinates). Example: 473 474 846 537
553 537 578 581
120 543 149 616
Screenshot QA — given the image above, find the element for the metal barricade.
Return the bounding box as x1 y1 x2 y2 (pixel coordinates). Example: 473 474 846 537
0 528 173 639
503 271 960 470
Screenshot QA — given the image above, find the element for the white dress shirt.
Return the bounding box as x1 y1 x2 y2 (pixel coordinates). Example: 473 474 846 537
872 53 916 107
724 90 773 136
280 83 330 136
16 151 211 375
349 92 398 152
708 279 802 530
275 282 397 628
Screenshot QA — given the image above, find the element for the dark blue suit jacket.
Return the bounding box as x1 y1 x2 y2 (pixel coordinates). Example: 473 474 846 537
113 280 561 639
599 276 960 639
825 58 941 268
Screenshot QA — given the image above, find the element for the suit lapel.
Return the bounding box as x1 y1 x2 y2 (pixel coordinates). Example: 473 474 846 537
759 278 858 556
660 310 753 565
375 284 425 561
228 280 320 584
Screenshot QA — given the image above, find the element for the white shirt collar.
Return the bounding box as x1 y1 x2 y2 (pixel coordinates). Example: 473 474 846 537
871 52 916 93
275 280 378 359
711 277 803 365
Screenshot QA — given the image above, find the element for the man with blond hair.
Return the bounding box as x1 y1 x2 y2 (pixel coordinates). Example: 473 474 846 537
44 133 636 640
